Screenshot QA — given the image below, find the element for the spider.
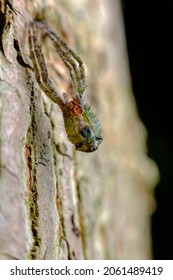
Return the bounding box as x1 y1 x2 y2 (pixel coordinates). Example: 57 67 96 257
28 21 103 152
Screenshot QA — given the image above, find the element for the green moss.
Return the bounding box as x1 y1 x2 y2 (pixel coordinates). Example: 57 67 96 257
28 193 41 259
26 85 42 259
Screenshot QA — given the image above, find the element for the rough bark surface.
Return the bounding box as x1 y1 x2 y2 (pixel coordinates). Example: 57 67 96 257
0 0 159 259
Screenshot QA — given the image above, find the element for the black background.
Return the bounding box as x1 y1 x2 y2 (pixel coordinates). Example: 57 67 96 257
123 0 173 259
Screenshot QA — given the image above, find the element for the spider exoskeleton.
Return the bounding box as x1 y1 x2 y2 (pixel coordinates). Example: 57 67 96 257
28 21 103 152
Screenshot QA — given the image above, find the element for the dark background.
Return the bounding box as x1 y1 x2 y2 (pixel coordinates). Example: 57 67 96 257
123 0 173 259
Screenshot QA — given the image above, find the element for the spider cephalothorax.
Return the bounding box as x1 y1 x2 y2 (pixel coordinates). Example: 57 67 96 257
28 21 103 152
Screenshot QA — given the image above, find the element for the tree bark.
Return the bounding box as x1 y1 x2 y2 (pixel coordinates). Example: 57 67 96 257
0 0 159 260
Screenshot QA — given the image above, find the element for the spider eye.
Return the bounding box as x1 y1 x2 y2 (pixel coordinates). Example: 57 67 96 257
95 136 103 141
75 143 83 149
80 127 93 140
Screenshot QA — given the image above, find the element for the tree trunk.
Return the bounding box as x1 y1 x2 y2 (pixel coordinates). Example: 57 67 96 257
0 0 159 260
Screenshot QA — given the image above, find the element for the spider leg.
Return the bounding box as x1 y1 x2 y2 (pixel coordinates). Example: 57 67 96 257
52 33 85 96
35 22 85 97
28 22 64 108
63 40 85 95
54 44 78 93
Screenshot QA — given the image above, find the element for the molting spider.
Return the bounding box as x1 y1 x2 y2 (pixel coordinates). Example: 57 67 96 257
28 21 103 152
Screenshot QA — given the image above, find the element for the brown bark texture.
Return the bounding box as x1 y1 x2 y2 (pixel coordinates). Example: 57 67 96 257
0 0 159 259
